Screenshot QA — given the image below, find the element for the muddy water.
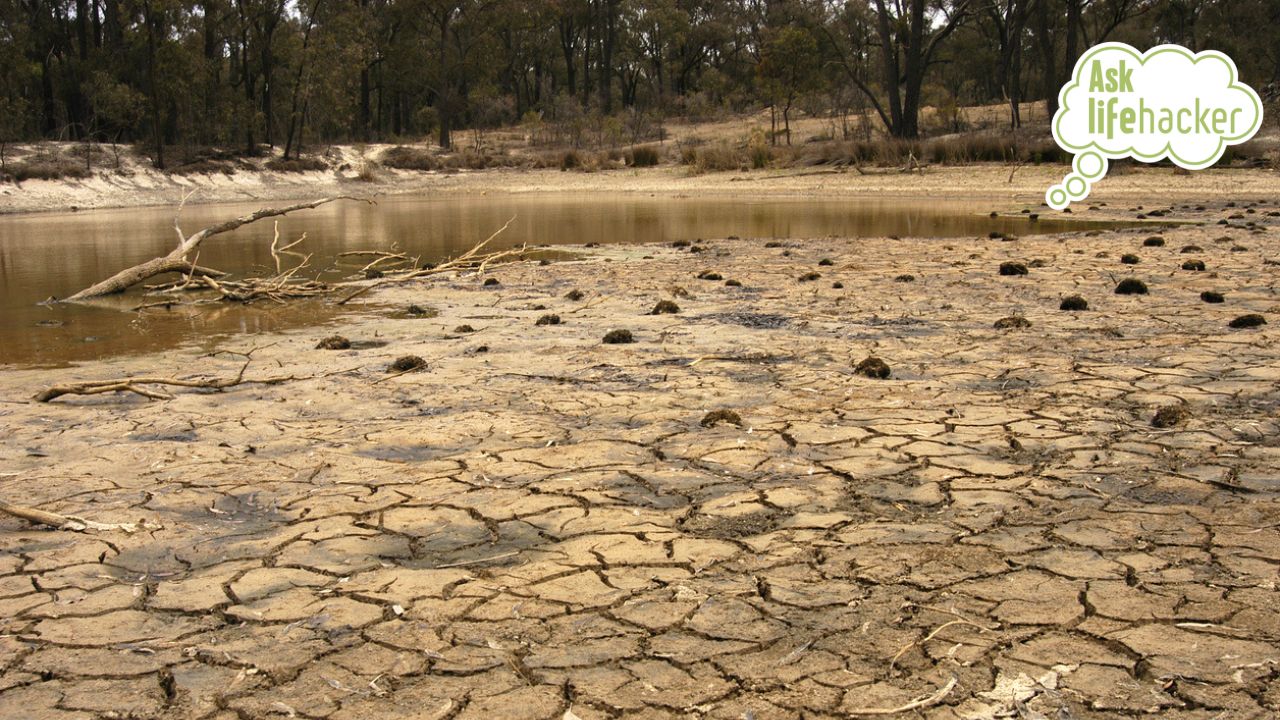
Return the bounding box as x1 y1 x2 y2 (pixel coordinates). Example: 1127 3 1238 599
0 193 1119 366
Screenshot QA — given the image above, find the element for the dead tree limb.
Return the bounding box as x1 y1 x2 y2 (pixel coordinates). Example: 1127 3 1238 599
34 360 298 402
64 196 371 301
336 215 519 305
0 499 162 533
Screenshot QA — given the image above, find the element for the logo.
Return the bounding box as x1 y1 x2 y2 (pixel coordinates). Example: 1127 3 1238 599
1047 42 1263 210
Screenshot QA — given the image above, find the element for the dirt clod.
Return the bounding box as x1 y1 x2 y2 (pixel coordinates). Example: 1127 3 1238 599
1120 254 1140 265
565 289 585 300
1060 295 1089 311
388 355 427 373
798 271 822 282
1228 314 1266 329
1181 245 1203 253
697 271 723 281
406 304 432 317
895 274 916 282
1115 278 1148 295
535 314 561 326
1143 236 1166 247
700 409 742 428
649 300 680 315
724 279 742 287
453 324 476 333
681 512 775 539
1200 291 1225 303
832 281 844 289
1182 260 1206 271
316 335 351 350
483 278 500 287
818 258 834 266
998 262 1028 276
994 316 1031 330
602 329 634 344
1152 405 1190 428
854 356 891 379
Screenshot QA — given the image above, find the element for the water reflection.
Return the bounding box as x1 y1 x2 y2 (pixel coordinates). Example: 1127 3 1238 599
0 192 1113 366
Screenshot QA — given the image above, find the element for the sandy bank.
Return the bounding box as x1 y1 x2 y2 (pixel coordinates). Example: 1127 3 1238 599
1 213 1278 717
3 150 1278 216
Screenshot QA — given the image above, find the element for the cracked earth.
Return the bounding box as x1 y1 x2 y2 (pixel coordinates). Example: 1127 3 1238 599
1 203 1279 719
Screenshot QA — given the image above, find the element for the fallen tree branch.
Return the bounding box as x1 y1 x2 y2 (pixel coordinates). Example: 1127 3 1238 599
34 360 298 402
336 215 519 305
0 499 162 533
65 196 371 301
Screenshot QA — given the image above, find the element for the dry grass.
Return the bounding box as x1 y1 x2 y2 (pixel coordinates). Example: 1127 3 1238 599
380 146 438 171
8 155 91 182
627 146 661 167
265 156 329 173
691 142 747 173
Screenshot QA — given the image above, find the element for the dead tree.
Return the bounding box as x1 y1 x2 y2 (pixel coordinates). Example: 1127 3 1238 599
64 195 369 301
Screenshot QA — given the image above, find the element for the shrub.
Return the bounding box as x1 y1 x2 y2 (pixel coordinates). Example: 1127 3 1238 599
560 150 580 170
266 156 328 172
10 152 92 181
380 146 437 171
693 142 742 173
355 158 380 182
628 145 660 167
166 159 235 176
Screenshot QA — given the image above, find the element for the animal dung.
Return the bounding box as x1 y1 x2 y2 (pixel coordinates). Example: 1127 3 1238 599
1114 278 1148 295
854 356 891 379
1060 295 1089 311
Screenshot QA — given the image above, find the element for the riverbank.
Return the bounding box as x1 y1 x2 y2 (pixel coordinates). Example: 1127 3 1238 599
2 141 1279 216
1 215 1278 717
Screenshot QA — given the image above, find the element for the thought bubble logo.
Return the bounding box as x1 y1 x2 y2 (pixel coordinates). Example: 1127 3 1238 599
1046 42 1263 210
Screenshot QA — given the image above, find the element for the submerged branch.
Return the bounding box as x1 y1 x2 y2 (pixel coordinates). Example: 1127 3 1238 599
336 215 519 305
64 196 371 301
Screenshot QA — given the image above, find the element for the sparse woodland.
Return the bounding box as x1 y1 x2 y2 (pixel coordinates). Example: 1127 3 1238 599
1 0 1277 174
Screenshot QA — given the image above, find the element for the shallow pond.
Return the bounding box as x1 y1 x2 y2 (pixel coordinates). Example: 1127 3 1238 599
0 192 1121 366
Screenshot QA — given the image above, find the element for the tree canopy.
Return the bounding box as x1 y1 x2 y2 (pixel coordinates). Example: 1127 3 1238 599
2 0 1275 165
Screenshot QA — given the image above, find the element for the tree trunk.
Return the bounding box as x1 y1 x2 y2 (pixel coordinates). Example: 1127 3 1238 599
145 0 165 168
283 0 320 160
873 0 903 136
1037 0 1058 114
899 0 927 139
1064 0 1081 82
359 68 371 142
598 0 617 112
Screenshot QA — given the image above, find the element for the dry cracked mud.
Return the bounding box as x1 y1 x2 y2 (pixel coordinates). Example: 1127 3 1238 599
1 206 1279 719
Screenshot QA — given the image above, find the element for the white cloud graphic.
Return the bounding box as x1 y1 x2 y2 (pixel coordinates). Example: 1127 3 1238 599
1046 42 1263 209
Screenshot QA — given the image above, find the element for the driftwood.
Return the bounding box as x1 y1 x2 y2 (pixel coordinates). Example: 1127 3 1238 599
34 360 297 402
337 216 521 305
0 499 162 533
65 195 370 301
55 198 530 315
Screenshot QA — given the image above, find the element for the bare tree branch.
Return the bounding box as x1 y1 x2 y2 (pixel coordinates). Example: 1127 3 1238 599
64 196 372 301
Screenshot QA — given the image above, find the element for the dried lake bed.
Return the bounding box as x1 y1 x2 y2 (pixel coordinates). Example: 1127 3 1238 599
0 204 1278 719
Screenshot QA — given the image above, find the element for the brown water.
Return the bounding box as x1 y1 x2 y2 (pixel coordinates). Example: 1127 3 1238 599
0 193 1120 366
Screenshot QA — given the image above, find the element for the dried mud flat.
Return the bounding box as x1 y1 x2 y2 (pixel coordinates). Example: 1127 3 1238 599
1 207 1279 720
